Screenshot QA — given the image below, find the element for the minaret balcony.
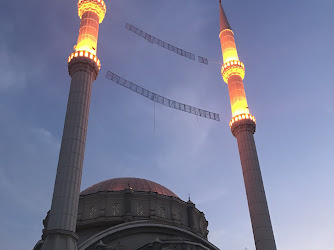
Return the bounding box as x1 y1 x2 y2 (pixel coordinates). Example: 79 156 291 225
229 113 256 128
78 0 106 23
221 60 245 83
68 50 101 70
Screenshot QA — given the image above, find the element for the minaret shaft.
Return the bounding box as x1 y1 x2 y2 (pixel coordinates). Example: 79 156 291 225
227 75 248 117
219 2 277 249
41 1 105 249
41 67 96 250
232 122 277 250
77 11 100 54
48 69 94 232
219 29 239 63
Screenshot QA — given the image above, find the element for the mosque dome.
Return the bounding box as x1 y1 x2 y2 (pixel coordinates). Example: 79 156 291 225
80 177 178 198
35 177 218 250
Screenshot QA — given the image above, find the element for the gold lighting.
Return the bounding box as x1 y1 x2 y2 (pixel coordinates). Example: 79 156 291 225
68 51 101 69
221 60 245 82
76 0 106 55
68 0 106 68
219 24 251 119
219 29 239 63
229 113 256 127
221 60 248 116
78 0 106 23
230 98 249 117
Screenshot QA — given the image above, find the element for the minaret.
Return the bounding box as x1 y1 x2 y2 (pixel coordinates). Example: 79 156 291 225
41 1 106 249
218 1 277 249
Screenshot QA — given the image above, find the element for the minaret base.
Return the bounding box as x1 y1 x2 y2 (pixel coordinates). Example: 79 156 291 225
40 230 78 250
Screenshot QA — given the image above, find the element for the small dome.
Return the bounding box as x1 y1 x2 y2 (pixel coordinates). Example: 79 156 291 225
81 177 178 198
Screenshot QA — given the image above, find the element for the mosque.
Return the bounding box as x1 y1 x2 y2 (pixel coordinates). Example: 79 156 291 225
33 0 276 249
34 177 219 249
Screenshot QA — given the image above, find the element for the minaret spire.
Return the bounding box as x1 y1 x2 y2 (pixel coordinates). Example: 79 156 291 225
218 2 277 250
219 0 231 32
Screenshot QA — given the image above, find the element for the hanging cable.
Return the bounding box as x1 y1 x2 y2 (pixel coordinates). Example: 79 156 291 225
105 71 221 122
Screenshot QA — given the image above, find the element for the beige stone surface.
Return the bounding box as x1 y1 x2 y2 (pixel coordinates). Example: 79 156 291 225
40 59 99 250
47 69 94 232
233 120 276 250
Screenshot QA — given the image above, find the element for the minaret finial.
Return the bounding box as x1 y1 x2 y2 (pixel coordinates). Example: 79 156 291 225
219 0 231 32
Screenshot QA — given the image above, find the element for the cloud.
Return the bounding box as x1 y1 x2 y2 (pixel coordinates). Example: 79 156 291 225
0 15 47 92
31 127 61 149
0 42 27 90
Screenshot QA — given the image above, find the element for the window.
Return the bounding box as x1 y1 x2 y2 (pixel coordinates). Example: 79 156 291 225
111 203 120 216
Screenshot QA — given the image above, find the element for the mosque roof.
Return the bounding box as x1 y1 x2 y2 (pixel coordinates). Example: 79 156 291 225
80 177 179 198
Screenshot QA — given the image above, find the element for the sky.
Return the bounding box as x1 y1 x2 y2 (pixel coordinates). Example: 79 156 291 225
0 0 333 249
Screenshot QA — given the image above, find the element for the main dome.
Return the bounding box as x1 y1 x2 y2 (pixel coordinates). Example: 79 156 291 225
81 177 178 198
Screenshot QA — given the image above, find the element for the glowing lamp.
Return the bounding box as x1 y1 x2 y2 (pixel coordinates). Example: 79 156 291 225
219 29 239 63
78 0 106 23
75 0 106 55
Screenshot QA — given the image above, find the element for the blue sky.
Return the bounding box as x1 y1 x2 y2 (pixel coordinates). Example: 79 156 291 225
0 0 333 249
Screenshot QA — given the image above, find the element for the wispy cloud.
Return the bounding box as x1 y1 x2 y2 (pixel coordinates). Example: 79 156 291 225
31 127 61 149
0 42 27 90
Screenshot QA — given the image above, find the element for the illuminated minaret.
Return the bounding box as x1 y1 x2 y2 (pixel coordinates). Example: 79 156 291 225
218 1 277 249
41 1 106 249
